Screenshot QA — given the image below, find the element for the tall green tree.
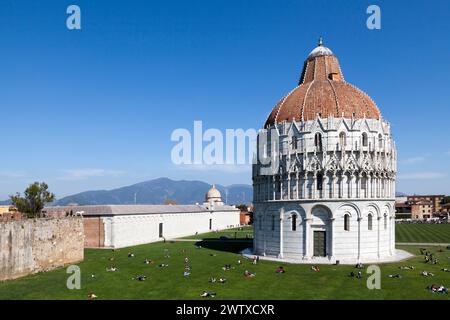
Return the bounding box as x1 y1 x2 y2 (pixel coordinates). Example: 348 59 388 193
10 182 55 218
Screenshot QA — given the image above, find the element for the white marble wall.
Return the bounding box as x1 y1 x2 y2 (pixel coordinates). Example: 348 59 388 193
102 210 240 248
253 200 395 263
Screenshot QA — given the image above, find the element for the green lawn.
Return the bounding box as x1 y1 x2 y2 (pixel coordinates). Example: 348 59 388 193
396 224 450 243
0 235 449 300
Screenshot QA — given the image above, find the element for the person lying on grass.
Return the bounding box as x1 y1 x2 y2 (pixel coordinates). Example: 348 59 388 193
350 271 362 279
442 268 450 272
222 264 233 271
128 252 135 258
399 265 415 270
134 275 147 281
158 263 169 268
183 271 190 277
244 270 256 278
428 284 448 294
388 274 402 278
422 271 434 277
276 266 285 273
106 266 118 272
201 291 216 298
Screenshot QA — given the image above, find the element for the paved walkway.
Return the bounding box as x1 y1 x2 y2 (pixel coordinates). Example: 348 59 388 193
169 238 253 242
396 242 449 246
241 248 414 265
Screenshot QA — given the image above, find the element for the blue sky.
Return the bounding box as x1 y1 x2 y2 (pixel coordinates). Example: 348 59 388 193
0 0 449 199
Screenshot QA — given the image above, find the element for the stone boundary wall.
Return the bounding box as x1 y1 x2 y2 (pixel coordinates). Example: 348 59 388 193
0 217 84 281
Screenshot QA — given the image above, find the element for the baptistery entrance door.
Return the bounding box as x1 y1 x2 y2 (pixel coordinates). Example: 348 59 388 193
313 231 326 257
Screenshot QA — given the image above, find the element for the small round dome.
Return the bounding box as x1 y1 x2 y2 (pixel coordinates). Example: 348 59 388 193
205 185 221 201
307 45 333 59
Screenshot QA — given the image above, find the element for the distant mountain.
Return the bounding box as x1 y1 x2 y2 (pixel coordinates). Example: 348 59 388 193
0 199 11 205
395 191 407 197
55 178 253 206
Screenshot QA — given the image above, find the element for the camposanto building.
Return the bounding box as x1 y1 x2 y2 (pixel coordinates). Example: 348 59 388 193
252 39 397 264
44 185 240 248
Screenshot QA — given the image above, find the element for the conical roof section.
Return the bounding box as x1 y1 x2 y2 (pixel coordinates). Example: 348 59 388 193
265 38 380 127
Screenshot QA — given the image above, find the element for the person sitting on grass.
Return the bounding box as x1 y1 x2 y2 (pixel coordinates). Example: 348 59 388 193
158 263 169 268
218 278 226 283
209 277 217 283
128 252 135 258
349 271 355 278
388 274 402 278
222 264 232 271
311 266 320 272
183 271 190 277
135 275 146 281
244 270 256 278
200 291 216 298
356 271 363 279
144 259 154 265
422 271 434 277
88 293 98 299
276 266 285 274
106 266 117 272
355 263 364 269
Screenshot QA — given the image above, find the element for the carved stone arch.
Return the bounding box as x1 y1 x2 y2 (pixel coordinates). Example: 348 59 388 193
337 202 362 219
365 203 381 219
310 204 332 220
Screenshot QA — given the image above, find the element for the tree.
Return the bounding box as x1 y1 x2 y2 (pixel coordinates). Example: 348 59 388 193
10 182 55 218
164 198 178 205
236 204 248 212
441 196 450 204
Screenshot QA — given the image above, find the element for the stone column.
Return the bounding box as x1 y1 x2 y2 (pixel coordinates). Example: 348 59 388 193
304 217 311 259
287 174 291 200
279 208 284 258
329 217 335 260
296 172 299 199
323 174 329 199
272 176 276 200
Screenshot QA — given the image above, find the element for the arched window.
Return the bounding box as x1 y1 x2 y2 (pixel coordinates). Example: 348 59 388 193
317 174 323 191
339 132 346 149
314 133 323 151
368 214 373 231
344 214 350 231
292 214 297 231
378 134 383 149
362 132 368 147
271 215 275 231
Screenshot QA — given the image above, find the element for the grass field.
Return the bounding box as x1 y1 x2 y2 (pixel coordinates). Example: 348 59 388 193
396 224 450 243
0 228 449 300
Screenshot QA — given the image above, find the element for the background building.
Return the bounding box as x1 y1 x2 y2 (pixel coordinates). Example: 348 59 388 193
43 186 240 248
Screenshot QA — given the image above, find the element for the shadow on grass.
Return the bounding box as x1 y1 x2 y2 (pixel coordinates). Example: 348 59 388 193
195 239 252 254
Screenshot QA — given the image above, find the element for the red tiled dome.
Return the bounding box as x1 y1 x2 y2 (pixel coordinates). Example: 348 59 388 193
265 41 380 127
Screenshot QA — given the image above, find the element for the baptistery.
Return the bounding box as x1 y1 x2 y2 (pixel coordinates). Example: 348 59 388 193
252 39 397 263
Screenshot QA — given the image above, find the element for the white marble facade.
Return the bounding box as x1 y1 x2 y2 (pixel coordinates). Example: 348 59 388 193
253 117 397 263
